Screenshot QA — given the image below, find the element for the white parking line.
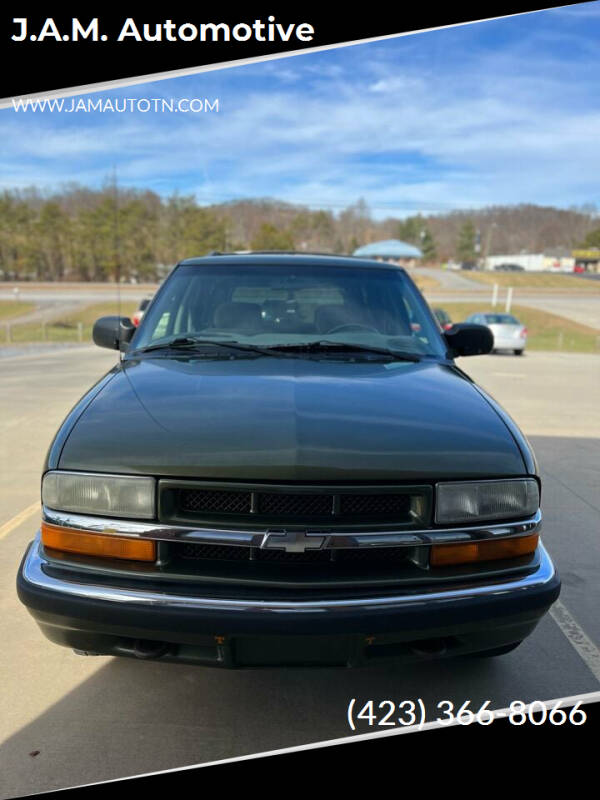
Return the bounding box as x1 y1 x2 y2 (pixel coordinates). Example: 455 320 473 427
0 345 99 363
550 600 600 684
0 502 39 541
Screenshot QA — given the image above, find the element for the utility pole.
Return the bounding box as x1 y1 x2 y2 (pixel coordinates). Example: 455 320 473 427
483 222 498 270
474 229 482 266
111 166 123 361
420 228 426 263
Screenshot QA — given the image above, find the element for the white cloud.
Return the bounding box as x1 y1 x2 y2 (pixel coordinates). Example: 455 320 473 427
1 12 599 215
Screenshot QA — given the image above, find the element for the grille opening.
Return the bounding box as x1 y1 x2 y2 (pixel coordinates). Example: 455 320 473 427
180 489 251 515
164 483 427 527
339 493 411 516
255 547 332 563
176 542 251 561
258 493 333 516
173 541 411 565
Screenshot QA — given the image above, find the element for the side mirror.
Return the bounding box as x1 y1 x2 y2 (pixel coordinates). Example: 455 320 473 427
444 323 493 357
92 316 135 351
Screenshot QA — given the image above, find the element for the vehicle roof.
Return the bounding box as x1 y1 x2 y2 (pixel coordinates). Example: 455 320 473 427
471 311 520 320
178 252 408 272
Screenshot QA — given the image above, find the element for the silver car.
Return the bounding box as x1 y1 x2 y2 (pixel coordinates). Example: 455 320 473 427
465 312 527 355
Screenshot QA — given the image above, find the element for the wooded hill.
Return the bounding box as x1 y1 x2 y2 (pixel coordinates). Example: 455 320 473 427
0 184 598 281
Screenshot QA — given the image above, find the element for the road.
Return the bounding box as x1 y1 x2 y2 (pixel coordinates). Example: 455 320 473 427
412 266 483 290
425 290 600 330
0 283 154 304
3 280 600 330
507 295 600 330
0 284 151 330
1 348 599 797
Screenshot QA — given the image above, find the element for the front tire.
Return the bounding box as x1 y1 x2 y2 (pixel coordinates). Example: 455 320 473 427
513 349 524 356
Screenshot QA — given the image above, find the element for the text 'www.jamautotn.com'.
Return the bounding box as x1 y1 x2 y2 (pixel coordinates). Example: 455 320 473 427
11 97 220 113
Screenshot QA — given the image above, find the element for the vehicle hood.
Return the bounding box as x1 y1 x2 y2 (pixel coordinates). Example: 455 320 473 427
58 356 527 480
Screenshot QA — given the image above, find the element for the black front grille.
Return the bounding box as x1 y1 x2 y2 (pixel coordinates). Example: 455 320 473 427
255 547 332 563
339 493 411 516
258 493 333 516
174 541 409 565
177 542 251 561
180 490 251 515
335 546 409 562
163 482 427 527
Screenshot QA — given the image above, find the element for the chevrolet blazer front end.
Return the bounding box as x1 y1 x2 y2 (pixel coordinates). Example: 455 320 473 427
17 254 560 667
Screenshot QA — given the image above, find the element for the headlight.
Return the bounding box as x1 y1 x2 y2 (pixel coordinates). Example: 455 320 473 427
435 479 539 524
42 471 155 519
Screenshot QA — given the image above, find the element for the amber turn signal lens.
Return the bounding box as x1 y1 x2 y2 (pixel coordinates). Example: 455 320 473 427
41 522 156 562
430 533 539 567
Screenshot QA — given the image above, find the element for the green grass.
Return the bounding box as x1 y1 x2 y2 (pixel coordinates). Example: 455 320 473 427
0 300 36 320
463 272 600 290
3 298 598 354
441 302 600 353
412 274 440 291
59 302 140 328
0 301 138 345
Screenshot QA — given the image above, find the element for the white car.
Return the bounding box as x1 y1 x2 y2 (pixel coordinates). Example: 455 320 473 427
465 312 527 355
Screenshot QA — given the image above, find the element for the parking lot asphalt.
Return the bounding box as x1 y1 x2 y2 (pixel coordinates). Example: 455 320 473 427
1 347 599 797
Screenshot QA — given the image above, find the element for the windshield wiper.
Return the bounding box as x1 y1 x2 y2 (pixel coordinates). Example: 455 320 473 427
264 341 423 362
133 337 423 362
133 337 277 357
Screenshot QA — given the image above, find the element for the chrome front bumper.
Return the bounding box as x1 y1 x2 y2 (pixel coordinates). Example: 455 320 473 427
21 532 556 614
41 506 543 550
18 533 561 664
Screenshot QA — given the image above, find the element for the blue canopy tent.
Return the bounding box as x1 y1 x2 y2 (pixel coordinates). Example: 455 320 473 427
353 240 423 261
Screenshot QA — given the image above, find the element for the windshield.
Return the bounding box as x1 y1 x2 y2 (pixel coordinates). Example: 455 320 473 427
483 314 520 325
130 262 446 358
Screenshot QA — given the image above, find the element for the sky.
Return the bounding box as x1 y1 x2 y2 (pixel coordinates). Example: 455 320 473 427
2 4 600 218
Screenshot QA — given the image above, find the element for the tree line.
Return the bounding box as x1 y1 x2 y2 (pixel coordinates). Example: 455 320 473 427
0 184 598 281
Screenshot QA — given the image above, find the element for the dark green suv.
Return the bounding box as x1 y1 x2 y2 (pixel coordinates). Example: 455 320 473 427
17 253 559 667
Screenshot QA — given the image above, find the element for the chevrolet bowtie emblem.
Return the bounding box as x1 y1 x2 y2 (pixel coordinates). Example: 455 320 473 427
262 530 328 553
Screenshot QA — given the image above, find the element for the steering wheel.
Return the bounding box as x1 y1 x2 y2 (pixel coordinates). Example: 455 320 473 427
326 323 380 334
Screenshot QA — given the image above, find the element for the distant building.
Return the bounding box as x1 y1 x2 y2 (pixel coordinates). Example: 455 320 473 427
353 239 423 268
484 252 575 272
572 249 600 273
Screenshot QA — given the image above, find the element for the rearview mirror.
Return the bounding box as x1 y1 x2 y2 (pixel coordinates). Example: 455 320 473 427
444 323 493 357
92 316 135 351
